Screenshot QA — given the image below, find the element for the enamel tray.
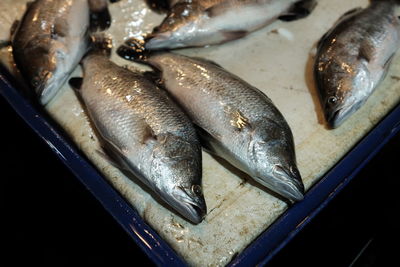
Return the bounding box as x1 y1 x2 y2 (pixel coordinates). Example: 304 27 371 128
1 63 400 266
2 0 400 265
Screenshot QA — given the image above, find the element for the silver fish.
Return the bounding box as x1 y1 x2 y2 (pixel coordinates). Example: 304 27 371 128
314 0 400 128
145 53 304 202
145 0 316 50
11 0 112 105
74 51 206 224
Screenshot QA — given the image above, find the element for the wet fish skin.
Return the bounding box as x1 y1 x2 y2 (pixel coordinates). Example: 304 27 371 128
12 0 90 105
77 52 206 224
314 0 400 128
145 0 316 50
146 53 304 202
11 0 114 105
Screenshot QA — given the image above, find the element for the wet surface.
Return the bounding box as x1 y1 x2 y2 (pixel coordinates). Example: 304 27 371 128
1 93 398 266
1 0 400 265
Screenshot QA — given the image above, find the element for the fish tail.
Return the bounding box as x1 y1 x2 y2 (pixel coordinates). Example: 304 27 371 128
279 0 317 21
86 33 113 58
117 37 150 63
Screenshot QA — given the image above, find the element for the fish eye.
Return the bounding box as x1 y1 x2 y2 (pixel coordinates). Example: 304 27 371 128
31 77 40 87
327 96 338 105
191 185 202 195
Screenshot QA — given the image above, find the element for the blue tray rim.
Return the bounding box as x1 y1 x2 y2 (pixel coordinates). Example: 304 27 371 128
1 70 399 266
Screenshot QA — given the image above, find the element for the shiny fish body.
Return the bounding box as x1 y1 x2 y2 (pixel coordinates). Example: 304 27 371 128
12 0 90 105
147 53 304 202
146 0 315 50
79 53 206 224
314 0 400 128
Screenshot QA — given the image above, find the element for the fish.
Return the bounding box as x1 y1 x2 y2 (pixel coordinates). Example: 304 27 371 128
314 0 400 128
11 0 112 105
118 44 304 202
145 0 316 50
70 45 206 224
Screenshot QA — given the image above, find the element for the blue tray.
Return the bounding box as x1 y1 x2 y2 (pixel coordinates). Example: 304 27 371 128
1 67 399 266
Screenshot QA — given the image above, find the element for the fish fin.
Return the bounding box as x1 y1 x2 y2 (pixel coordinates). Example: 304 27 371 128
316 30 330 49
205 2 232 18
52 18 69 39
193 124 219 153
145 0 170 13
191 57 222 68
221 30 248 42
143 71 163 86
358 44 373 63
278 0 317 21
141 124 158 144
87 33 113 57
117 38 149 63
329 7 362 27
316 7 362 49
10 20 20 41
69 77 83 92
89 0 111 31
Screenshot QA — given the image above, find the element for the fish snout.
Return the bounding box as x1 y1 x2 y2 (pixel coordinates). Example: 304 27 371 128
171 185 207 224
273 164 305 202
326 107 345 129
256 164 304 202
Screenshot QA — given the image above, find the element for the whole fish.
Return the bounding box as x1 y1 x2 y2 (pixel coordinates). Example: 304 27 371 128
11 0 112 105
122 51 304 202
145 0 316 50
314 0 400 128
71 49 206 224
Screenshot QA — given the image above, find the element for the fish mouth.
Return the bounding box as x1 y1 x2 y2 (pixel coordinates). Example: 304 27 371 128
256 165 305 202
35 70 66 105
327 108 347 128
326 102 362 128
170 186 207 224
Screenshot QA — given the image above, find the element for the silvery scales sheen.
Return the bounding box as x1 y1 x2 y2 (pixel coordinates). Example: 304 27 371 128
118 50 305 202
314 0 400 128
146 0 316 49
11 0 112 105
71 48 206 224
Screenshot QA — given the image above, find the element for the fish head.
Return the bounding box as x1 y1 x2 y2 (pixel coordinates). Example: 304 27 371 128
151 135 206 224
20 38 69 105
316 58 372 128
145 3 205 49
248 120 304 202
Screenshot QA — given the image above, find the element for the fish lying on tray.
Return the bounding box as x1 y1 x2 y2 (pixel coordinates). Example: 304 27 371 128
69 40 207 224
10 0 113 105
145 0 317 49
118 44 305 202
314 0 400 128
2 0 400 265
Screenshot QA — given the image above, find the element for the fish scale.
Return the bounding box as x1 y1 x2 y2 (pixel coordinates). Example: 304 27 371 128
314 0 400 128
78 52 206 224
145 0 316 49
146 52 304 202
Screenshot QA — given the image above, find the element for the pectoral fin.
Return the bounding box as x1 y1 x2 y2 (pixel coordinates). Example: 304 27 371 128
89 0 111 31
221 30 248 42
279 0 317 21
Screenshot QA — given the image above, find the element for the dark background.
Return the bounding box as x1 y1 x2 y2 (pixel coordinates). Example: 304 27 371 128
1 93 399 267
